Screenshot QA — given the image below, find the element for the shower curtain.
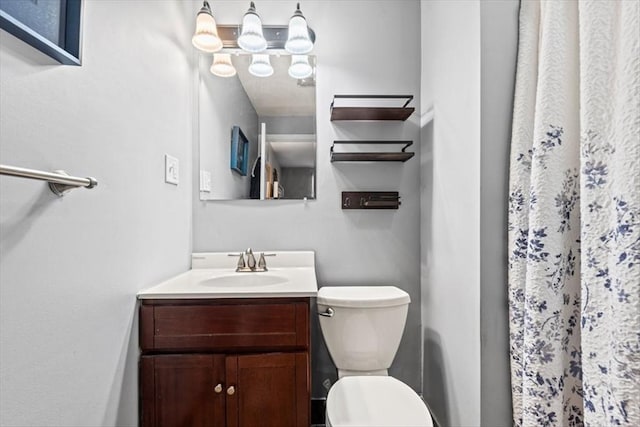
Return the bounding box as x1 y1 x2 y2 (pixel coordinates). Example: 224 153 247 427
508 1 639 426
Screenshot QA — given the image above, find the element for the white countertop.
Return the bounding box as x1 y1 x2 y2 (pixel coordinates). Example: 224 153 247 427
137 251 318 299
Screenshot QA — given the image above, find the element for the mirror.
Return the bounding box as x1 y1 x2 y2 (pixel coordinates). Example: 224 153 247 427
197 54 317 200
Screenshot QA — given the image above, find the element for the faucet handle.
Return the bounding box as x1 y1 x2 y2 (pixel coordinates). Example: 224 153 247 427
257 253 276 270
258 253 267 270
228 252 246 269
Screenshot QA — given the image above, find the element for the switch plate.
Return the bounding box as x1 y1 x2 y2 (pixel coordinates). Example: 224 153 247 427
165 154 179 185
200 170 212 192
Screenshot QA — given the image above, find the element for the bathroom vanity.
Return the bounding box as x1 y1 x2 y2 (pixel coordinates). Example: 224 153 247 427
137 252 317 427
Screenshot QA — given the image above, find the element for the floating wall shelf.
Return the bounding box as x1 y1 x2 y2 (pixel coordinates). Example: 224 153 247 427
330 95 415 121
330 141 415 163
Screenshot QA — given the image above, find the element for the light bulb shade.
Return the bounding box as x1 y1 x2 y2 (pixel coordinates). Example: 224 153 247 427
248 54 274 77
237 3 267 53
210 54 236 77
192 2 222 52
285 4 313 54
288 55 313 79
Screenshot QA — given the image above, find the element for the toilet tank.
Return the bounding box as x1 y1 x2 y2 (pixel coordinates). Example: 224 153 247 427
317 286 410 376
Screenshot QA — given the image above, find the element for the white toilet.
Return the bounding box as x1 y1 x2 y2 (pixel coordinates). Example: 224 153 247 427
317 286 433 427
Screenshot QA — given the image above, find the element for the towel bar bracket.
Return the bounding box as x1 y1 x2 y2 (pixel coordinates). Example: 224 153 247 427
47 170 96 196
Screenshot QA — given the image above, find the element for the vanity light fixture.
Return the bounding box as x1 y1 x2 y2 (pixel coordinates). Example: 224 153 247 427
285 3 314 54
193 2 316 79
210 53 237 77
237 2 268 53
192 1 223 53
288 55 313 79
248 54 274 77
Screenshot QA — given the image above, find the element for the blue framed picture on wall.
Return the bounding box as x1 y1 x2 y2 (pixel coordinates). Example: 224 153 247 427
0 0 82 65
230 126 249 176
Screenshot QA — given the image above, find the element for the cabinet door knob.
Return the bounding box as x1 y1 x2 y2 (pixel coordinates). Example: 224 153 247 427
227 385 235 395
214 383 223 393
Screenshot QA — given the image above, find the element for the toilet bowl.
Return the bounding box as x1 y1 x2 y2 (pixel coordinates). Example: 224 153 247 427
317 286 433 427
326 376 432 427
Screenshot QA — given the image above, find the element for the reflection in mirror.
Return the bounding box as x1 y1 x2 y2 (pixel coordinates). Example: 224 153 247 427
198 54 316 201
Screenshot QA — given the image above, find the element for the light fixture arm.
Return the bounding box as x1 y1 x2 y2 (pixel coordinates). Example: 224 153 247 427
198 1 212 16
246 1 258 16
292 3 304 18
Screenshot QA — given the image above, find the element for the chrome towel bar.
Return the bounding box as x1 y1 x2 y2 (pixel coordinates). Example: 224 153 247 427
0 164 98 196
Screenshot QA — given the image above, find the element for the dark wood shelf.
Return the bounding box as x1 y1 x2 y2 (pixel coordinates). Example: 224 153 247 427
342 191 400 209
330 140 414 163
331 107 415 121
330 95 415 121
331 152 415 162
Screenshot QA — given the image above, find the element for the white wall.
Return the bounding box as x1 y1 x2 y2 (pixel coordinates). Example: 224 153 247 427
480 1 519 426
0 1 193 425
420 1 518 426
193 0 423 397
420 1 482 426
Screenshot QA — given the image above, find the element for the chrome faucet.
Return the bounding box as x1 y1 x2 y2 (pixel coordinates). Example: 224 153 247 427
230 248 275 272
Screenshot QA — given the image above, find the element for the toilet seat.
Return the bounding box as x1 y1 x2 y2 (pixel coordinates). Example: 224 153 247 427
326 376 433 427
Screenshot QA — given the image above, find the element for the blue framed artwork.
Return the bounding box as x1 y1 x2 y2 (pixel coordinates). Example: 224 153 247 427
230 126 249 176
0 0 82 65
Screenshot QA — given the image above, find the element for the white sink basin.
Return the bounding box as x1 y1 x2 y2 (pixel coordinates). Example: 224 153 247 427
137 251 318 299
200 274 288 288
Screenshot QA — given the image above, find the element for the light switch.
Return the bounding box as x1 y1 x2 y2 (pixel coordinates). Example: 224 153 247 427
200 170 212 192
165 154 179 185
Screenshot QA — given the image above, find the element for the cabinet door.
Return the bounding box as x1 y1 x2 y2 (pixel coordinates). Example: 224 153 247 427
141 354 225 427
225 352 309 427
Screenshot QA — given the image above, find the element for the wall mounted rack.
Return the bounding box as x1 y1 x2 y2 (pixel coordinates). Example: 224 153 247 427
330 141 414 162
341 191 400 209
330 95 415 121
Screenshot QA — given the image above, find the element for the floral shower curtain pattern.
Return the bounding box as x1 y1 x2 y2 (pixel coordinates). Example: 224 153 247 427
508 1 639 426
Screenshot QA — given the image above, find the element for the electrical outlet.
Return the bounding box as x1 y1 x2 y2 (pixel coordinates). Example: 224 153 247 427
200 170 212 192
165 154 179 185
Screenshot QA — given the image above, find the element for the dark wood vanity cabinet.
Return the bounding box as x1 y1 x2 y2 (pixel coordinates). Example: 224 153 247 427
139 298 310 427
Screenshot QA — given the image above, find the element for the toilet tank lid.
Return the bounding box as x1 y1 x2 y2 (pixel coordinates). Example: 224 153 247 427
317 286 410 308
